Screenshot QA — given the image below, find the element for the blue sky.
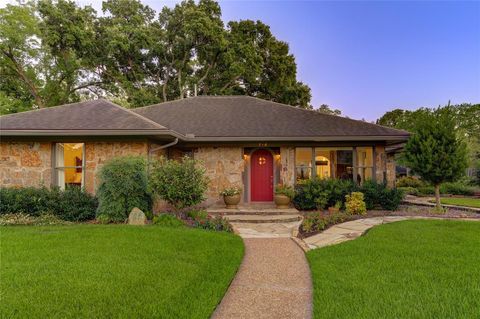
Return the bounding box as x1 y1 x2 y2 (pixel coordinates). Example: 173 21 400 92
2 0 479 121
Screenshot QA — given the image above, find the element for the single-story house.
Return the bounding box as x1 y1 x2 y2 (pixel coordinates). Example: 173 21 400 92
0 96 409 207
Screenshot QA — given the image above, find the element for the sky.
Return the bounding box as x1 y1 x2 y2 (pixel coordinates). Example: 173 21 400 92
1 0 479 121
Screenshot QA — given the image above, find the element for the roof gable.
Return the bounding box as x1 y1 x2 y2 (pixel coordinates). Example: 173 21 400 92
0 99 166 131
133 96 409 140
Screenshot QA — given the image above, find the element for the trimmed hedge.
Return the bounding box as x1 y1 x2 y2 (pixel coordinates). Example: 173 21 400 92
0 186 97 221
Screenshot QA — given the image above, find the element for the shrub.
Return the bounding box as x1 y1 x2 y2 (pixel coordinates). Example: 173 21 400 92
0 186 97 221
149 157 209 212
0 213 70 226
274 184 295 199
96 156 151 223
300 212 351 235
396 176 425 188
417 186 435 196
293 178 356 210
220 186 242 196
152 214 184 227
440 182 476 196
397 186 418 196
345 192 367 215
186 210 233 232
379 188 404 211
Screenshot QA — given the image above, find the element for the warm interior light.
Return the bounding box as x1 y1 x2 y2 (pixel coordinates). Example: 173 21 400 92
243 154 248 160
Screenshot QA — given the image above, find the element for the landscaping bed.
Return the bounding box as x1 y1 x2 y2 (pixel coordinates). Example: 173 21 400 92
307 219 480 318
0 225 244 318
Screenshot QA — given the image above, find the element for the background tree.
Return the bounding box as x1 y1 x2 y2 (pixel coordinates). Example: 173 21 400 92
403 110 468 208
316 104 342 116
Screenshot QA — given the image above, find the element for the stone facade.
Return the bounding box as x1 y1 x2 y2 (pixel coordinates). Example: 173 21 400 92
280 147 295 186
84 142 148 193
0 142 52 188
194 147 245 206
386 153 396 187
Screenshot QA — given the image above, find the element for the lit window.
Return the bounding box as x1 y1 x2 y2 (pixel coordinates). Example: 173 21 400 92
54 143 85 190
355 147 373 185
295 148 312 181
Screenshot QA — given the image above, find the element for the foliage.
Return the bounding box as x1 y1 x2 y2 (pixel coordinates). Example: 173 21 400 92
396 176 425 188
152 214 185 228
96 156 151 223
220 186 242 196
378 188 404 211
403 109 468 207
274 184 295 199
345 192 367 215
0 186 97 221
316 104 342 116
1 225 244 318
300 212 351 235
397 186 419 196
1 0 311 111
186 210 233 232
307 220 480 319
149 157 209 212
440 182 476 196
358 180 404 211
0 213 70 226
293 178 356 210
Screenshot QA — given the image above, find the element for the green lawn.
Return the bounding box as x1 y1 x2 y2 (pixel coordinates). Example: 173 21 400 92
307 220 480 319
0 225 244 318
439 197 480 208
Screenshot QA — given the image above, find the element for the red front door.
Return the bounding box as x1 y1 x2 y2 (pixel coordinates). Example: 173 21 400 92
251 149 274 201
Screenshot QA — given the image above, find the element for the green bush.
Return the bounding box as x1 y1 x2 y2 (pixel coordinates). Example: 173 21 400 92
96 156 151 223
300 212 351 235
440 182 476 196
0 186 97 221
293 178 356 210
186 210 233 232
152 214 184 227
345 192 367 215
359 180 405 211
397 186 419 196
379 188 404 211
417 186 435 196
396 176 425 188
274 184 295 199
149 157 209 212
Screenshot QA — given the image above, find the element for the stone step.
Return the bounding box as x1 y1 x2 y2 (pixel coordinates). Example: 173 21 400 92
224 214 302 223
207 208 299 216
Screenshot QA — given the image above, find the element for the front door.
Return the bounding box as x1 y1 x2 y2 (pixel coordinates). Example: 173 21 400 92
251 149 274 201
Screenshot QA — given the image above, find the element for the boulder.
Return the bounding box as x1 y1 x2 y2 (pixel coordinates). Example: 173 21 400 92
128 207 147 225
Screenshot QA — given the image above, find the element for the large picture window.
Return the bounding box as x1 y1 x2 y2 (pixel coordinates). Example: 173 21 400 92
55 143 85 190
295 147 312 182
356 147 373 185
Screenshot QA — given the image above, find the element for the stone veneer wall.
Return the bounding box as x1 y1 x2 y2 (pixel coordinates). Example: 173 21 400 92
386 153 396 187
280 147 295 186
84 142 149 193
0 142 52 188
194 147 245 206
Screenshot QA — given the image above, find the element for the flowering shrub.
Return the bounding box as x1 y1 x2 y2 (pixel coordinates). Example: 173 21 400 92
345 192 367 215
187 210 233 232
220 186 242 197
0 213 71 226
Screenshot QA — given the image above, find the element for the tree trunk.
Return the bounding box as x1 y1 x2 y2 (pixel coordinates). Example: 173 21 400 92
434 184 441 209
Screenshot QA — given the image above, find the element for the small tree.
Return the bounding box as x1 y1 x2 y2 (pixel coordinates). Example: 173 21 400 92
96 156 151 222
404 110 468 208
149 157 209 214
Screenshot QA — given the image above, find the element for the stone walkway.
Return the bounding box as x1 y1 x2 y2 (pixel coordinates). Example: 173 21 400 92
212 238 312 319
304 215 480 250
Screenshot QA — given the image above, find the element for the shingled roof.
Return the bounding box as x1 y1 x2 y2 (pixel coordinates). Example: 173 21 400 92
0 96 409 142
133 96 409 141
0 99 170 136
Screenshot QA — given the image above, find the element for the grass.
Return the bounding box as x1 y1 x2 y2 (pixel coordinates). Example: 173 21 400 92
0 225 244 318
439 197 480 208
307 220 480 319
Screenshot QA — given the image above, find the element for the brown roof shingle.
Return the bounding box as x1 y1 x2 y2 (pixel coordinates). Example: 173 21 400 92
0 99 166 131
133 96 409 140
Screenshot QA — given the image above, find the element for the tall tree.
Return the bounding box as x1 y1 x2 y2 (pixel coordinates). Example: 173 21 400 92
403 110 468 209
316 104 342 116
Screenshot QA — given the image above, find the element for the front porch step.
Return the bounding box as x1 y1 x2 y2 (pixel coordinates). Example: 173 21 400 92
207 207 299 216
224 214 302 223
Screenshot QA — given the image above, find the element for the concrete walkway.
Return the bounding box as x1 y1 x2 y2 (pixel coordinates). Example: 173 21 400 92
212 238 312 319
304 215 480 250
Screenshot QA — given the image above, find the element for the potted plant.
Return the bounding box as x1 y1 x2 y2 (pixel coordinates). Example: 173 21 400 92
220 186 242 209
274 184 295 209
328 201 342 214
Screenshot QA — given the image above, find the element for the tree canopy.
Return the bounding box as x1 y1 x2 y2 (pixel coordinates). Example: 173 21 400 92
403 110 468 208
0 0 311 113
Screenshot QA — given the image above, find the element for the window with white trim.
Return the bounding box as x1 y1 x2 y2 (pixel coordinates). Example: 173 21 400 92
54 143 85 190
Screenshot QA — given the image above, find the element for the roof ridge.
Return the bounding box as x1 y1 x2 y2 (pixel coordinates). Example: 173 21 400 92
101 99 168 130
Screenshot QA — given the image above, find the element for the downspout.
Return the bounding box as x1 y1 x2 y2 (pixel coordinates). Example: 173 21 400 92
148 138 179 157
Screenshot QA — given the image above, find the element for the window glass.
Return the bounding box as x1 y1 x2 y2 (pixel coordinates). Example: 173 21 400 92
295 148 312 181
356 147 373 184
55 143 84 190
315 147 353 180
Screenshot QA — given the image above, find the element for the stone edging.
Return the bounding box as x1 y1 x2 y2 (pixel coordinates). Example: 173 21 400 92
298 216 480 252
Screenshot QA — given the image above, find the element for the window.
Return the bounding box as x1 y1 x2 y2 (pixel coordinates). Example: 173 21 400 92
356 147 373 185
314 147 353 180
55 143 85 190
295 148 312 182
